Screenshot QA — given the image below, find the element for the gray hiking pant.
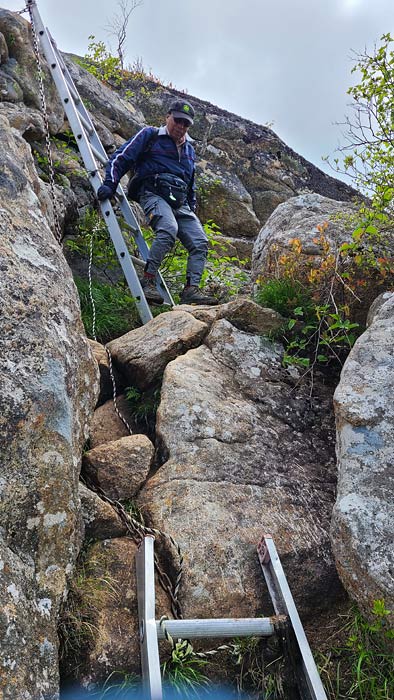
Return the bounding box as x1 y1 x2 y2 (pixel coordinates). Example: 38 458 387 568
139 192 208 285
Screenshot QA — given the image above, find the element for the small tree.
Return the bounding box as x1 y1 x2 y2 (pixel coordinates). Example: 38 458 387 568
332 33 394 221
105 0 143 71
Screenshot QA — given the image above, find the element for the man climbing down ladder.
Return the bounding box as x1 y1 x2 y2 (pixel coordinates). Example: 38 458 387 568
97 99 219 306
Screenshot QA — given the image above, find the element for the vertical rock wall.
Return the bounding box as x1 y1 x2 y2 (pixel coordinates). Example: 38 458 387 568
331 294 394 625
0 115 99 699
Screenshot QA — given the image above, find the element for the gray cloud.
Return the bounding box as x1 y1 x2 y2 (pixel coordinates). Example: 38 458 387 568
3 0 394 183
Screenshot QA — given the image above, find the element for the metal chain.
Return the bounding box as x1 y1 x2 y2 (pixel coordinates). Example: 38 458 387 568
27 4 63 244
87 229 183 619
82 476 183 619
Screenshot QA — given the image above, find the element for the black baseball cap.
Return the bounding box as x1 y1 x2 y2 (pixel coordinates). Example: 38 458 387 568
168 99 195 124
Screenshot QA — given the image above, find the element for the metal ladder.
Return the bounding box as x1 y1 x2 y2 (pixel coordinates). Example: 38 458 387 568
136 535 328 700
26 0 174 325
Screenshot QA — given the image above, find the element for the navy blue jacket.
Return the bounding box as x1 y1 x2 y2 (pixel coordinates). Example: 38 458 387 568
103 125 197 210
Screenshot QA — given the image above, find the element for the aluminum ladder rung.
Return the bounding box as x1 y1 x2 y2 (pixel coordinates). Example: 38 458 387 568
27 0 174 322
136 535 328 700
156 617 277 639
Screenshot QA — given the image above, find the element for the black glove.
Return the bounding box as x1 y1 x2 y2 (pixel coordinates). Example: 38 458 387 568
97 184 116 201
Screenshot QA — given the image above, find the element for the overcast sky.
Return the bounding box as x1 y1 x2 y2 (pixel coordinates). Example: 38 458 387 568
3 0 394 182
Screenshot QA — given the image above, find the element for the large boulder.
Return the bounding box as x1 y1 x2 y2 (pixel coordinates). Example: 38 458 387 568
138 319 340 624
251 193 357 281
107 310 209 391
82 434 154 500
331 293 394 625
89 395 137 448
0 114 99 698
196 162 261 239
177 297 283 335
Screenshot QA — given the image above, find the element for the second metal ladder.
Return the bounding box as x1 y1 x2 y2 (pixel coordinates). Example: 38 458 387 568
136 535 328 700
27 0 174 325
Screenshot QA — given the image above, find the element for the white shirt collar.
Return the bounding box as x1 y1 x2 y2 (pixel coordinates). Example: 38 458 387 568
158 125 193 141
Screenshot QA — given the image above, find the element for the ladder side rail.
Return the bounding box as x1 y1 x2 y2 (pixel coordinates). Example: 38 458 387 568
136 536 163 700
48 30 174 307
258 536 328 700
50 39 109 161
27 2 153 322
99 199 153 323
27 3 100 175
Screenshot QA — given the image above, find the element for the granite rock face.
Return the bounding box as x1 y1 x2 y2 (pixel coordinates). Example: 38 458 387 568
331 293 394 625
79 483 126 540
138 320 340 622
107 310 209 391
0 9 64 133
0 114 99 699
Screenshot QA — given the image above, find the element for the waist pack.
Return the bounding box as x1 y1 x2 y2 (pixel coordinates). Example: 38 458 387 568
150 173 188 209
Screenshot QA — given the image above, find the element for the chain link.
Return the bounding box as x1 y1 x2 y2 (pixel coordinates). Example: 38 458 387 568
27 4 63 244
82 476 184 619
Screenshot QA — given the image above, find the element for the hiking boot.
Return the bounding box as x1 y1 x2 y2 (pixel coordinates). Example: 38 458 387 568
141 277 164 305
180 285 218 306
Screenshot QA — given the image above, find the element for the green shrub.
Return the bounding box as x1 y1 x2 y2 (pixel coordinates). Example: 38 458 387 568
162 638 210 697
255 229 366 375
124 385 161 436
255 277 313 319
319 601 394 700
75 276 138 343
81 36 122 85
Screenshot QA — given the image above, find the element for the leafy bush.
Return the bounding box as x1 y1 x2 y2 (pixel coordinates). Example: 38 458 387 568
75 276 138 343
330 33 394 221
125 385 161 436
255 222 393 376
81 36 123 85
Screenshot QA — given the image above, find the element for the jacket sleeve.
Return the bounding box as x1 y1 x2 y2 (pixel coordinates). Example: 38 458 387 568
102 126 153 190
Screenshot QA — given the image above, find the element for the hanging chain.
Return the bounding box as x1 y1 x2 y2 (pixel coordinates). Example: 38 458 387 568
82 475 184 619
27 4 63 244
87 230 184 619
